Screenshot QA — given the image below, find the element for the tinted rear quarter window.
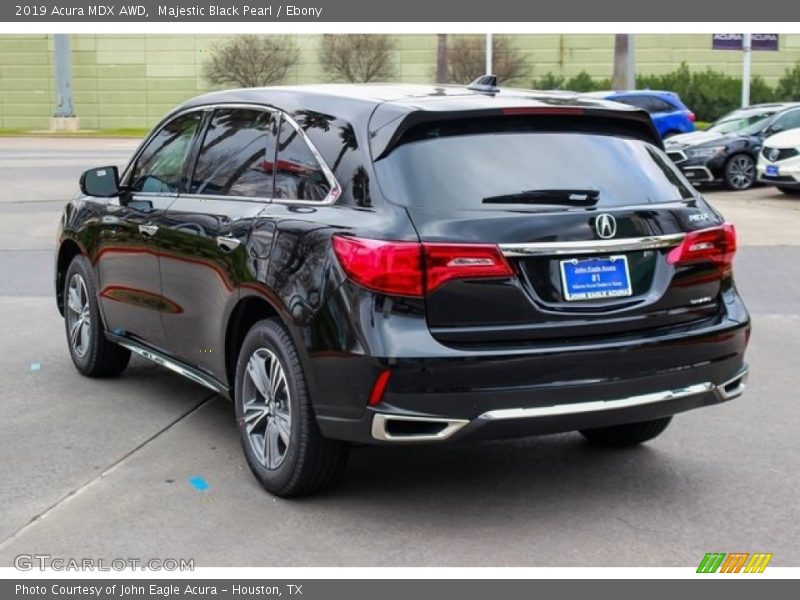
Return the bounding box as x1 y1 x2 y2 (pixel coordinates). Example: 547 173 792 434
274 119 331 202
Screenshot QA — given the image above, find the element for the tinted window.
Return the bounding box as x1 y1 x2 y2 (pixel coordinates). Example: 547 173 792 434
709 110 777 134
617 96 674 114
646 98 676 113
129 112 201 193
375 132 695 209
191 108 278 198
274 119 331 201
615 96 649 110
770 109 800 133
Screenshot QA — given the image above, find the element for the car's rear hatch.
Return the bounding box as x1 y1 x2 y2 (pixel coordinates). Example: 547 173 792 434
371 106 734 346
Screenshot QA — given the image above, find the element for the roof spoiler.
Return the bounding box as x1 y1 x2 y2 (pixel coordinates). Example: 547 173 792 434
369 106 664 160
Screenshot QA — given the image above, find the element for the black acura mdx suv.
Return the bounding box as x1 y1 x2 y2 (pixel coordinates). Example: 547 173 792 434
56 83 750 496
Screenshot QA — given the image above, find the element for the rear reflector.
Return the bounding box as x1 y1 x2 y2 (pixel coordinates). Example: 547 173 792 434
368 370 392 406
332 235 514 297
666 223 737 269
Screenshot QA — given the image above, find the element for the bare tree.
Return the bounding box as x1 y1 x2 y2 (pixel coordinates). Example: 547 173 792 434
320 35 395 83
448 36 529 85
203 35 299 88
436 34 448 84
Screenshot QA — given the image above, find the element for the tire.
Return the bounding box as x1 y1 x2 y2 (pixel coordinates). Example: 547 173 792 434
579 417 672 448
723 154 756 190
777 186 800 196
63 255 130 377
234 318 349 497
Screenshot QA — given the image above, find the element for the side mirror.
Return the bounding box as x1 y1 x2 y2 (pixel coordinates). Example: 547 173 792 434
80 166 120 197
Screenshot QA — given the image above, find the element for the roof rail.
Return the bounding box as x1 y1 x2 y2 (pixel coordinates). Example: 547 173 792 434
467 75 499 95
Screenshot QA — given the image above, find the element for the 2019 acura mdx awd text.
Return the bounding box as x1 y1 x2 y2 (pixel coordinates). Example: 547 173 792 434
56 82 750 497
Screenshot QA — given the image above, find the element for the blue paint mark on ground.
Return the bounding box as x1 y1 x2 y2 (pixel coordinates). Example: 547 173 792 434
188 476 209 491
30 362 41 371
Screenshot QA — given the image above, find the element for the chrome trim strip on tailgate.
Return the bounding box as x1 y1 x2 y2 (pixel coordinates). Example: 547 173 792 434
499 233 685 257
478 382 715 421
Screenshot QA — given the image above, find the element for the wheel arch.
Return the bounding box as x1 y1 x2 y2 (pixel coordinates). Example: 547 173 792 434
223 289 317 403
55 238 85 316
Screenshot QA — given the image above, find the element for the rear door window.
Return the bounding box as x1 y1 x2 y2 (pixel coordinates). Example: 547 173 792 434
190 108 278 198
129 112 201 194
374 131 696 209
274 118 331 202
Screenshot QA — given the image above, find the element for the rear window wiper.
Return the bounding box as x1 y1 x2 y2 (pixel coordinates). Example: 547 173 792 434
482 189 600 206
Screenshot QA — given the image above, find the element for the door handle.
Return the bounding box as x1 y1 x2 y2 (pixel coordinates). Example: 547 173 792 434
138 224 159 238
216 235 242 252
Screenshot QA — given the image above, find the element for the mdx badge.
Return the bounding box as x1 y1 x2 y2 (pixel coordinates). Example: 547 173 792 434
595 213 617 239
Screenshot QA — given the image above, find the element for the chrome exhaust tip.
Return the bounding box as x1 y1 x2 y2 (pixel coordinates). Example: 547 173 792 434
716 367 749 401
371 414 469 442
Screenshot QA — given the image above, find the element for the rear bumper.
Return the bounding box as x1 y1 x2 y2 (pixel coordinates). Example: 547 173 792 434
315 315 751 444
366 367 748 443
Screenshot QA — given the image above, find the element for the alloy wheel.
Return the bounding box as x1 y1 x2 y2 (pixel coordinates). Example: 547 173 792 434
728 155 755 189
66 273 91 358
241 348 292 470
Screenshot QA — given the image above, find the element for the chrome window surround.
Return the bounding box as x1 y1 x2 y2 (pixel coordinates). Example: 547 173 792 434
499 233 685 257
121 103 342 207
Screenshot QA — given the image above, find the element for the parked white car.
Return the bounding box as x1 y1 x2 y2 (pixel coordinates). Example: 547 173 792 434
758 128 800 194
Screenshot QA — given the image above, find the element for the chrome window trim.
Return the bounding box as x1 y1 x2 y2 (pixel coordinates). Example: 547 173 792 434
275 111 342 206
122 102 342 207
499 233 685 257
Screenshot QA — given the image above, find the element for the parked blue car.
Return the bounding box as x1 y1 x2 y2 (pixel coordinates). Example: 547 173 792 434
587 90 696 139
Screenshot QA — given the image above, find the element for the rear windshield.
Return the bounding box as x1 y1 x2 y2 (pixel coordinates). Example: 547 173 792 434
374 132 696 209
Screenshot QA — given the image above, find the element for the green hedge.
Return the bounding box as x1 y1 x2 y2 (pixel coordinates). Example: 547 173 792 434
532 61 800 122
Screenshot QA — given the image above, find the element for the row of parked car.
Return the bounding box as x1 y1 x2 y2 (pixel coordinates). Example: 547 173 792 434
596 90 800 194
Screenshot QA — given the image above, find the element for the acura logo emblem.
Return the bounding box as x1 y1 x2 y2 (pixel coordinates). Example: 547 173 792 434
767 148 780 162
595 214 617 239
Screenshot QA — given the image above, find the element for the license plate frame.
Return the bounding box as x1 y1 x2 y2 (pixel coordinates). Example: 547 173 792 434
766 164 779 176
560 255 633 301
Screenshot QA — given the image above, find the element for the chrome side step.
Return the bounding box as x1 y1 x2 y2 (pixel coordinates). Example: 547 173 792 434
108 333 228 396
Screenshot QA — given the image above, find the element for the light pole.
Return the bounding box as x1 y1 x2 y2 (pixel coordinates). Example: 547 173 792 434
486 33 493 75
741 33 752 107
52 34 78 131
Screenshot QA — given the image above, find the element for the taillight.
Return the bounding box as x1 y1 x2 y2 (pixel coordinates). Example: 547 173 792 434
331 236 423 297
423 243 514 293
687 111 697 122
666 223 737 270
331 235 514 297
